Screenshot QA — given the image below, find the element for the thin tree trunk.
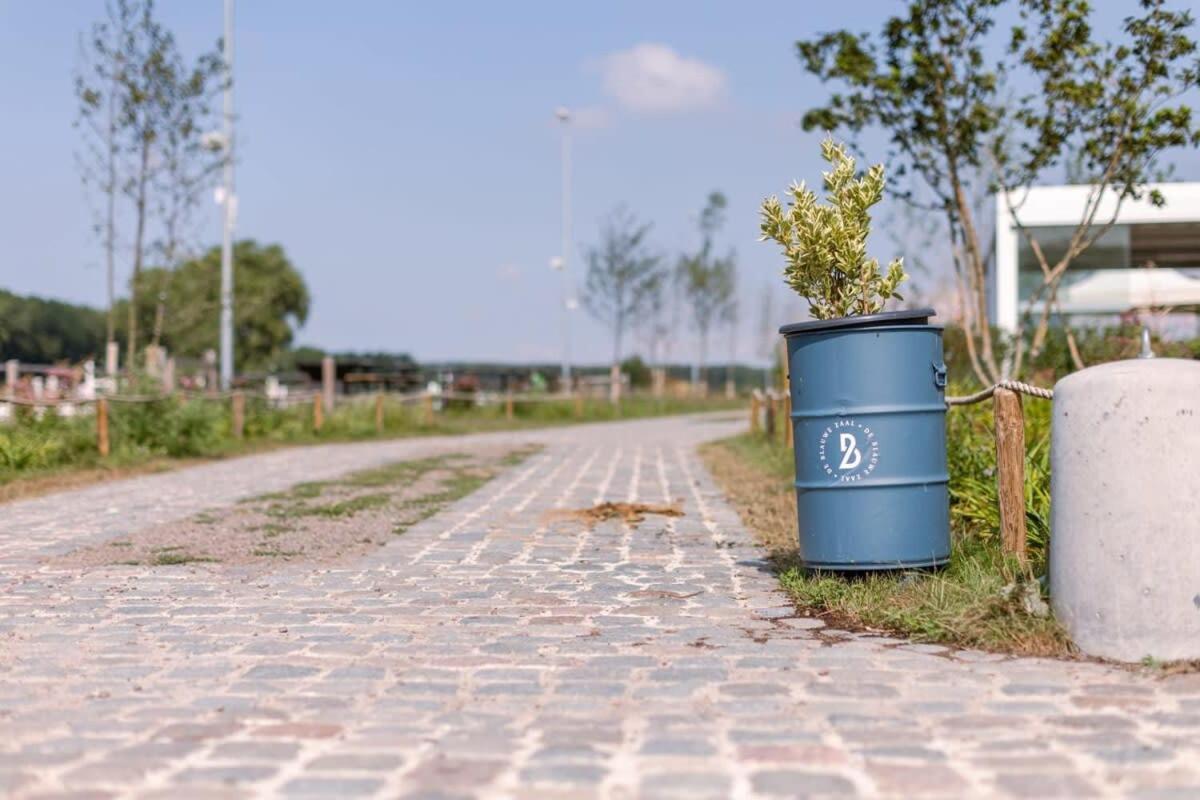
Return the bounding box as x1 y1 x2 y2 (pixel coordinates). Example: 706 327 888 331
127 139 150 370
950 178 999 382
104 85 117 346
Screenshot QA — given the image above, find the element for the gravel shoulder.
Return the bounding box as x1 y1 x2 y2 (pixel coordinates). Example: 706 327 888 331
49 443 539 573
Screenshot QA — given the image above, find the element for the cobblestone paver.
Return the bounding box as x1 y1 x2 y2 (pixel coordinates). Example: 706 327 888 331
3 414 1200 798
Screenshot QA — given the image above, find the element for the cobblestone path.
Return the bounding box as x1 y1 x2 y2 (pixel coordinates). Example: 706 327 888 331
3 414 1200 799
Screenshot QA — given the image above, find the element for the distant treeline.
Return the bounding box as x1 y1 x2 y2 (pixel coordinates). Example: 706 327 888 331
0 290 106 364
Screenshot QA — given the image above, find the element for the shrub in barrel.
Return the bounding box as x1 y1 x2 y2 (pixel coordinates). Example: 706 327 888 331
760 138 950 570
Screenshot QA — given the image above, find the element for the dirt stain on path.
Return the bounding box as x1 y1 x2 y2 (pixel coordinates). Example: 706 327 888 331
50 444 541 572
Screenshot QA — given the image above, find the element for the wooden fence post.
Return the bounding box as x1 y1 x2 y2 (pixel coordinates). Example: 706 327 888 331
574 392 583 419
231 391 245 439
321 356 336 414
505 390 514 421
749 392 761 434
204 349 217 396
4 359 17 401
422 393 434 426
313 393 324 432
777 394 789 446
96 398 109 457
784 392 793 445
777 340 788 392
375 392 385 433
993 387 1028 563
764 392 776 437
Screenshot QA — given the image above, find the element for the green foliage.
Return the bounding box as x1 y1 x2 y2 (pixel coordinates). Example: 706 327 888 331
796 0 1200 382
108 397 227 458
116 240 310 370
711 422 1068 655
1004 0 1200 202
760 138 907 319
946 390 1052 566
0 290 107 363
0 410 100 474
775 533 1066 655
0 393 739 485
621 356 651 389
944 323 1200 387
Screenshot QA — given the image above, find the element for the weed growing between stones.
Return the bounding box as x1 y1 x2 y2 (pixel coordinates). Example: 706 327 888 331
56 444 542 570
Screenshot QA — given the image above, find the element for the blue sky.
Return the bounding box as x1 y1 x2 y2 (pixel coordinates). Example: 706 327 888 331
2 1 1197 364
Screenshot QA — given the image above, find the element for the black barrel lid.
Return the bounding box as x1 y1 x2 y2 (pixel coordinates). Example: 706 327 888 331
779 307 936 336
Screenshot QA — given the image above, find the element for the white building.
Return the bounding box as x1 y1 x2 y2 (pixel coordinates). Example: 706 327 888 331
992 182 1200 332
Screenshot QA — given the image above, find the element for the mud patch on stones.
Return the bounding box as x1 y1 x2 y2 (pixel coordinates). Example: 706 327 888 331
51 444 541 572
545 501 684 529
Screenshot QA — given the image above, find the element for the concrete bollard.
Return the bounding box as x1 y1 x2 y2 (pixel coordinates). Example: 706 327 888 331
1050 358 1200 662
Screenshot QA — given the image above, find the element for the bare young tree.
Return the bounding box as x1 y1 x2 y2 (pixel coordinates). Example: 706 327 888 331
757 283 776 391
582 208 666 376
678 191 736 392
799 0 1200 383
75 0 139 349
637 265 670 392
77 0 223 369
149 41 223 347
723 262 739 397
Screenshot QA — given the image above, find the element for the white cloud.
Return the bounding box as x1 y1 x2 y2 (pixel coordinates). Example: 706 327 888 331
600 43 727 114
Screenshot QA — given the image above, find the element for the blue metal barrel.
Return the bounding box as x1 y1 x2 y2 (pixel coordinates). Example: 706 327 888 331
780 308 950 570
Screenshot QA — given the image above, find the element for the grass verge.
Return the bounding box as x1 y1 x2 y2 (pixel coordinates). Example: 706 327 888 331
0 395 737 503
700 433 1072 658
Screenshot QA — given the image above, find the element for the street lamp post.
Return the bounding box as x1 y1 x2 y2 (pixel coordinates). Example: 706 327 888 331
218 0 236 391
555 106 573 392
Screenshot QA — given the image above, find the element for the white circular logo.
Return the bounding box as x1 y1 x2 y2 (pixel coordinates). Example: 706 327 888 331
818 419 879 482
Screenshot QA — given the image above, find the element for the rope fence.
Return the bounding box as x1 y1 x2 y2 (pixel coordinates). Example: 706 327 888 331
0 384 640 460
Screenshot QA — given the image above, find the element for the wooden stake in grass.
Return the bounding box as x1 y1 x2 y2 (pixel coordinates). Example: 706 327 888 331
505 390 514 421
375 392 385 433
321 356 336 414
777 394 789 446
993 387 1028 564
784 392 794 445
231 391 245 439
313 393 324 432
422 393 434 426
574 392 583 419
764 392 776 437
750 391 761 434
96 397 109 457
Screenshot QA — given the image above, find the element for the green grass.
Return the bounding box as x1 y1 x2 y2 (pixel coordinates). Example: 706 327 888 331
150 552 217 566
338 456 459 487
702 413 1072 658
303 492 391 518
252 548 304 557
255 522 292 538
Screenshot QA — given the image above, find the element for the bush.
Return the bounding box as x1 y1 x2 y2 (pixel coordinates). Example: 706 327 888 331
109 397 228 458
944 323 1199 388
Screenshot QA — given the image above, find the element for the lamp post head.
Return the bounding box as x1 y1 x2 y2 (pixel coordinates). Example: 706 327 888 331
201 130 229 151
549 256 564 271
554 106 570 123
